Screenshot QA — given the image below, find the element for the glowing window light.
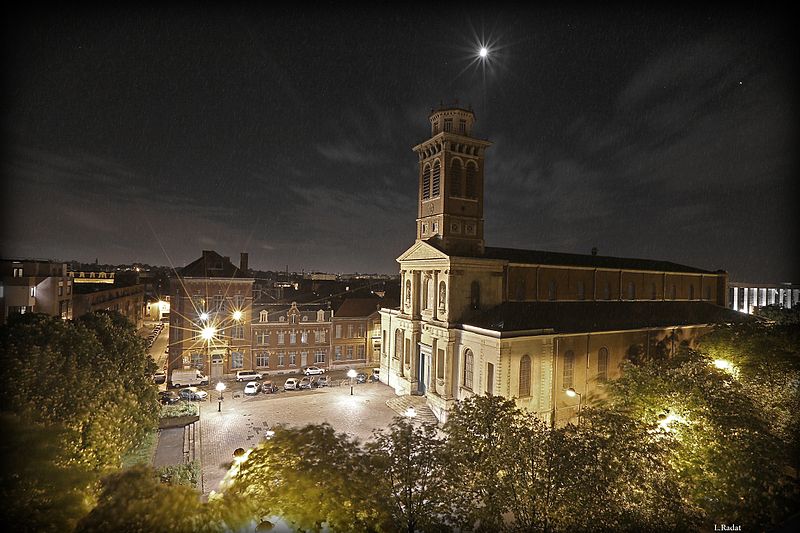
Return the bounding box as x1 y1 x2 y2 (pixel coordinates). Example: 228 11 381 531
201 326 217 340
232 310 243 321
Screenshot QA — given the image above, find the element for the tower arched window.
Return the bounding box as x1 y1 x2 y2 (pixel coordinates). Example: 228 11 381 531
432 160 441 197
603 282 611 300
470 281 481 310
438 281 447 311
465 161 478 198
450 159 463 197
405 279 411 308
519 354 531 397
688 284 695 300
422 164 431 200
670 284 677 299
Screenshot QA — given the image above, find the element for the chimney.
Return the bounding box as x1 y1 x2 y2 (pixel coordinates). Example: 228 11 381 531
240 252 249 272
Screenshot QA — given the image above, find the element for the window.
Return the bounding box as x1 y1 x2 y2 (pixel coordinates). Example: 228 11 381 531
465 161 478 198
704 286 712 301
651 283 658 300
358 324 365 337
470 281 481 310
394 329 403 360
13 267 23 277
459 119 466 134
214 295 224 311
548 280 557 301
315 349 326 364
519 354 531 397
603 282 611 300
688 285 695 300
670 284 677 299
315 330 322 343
191 353 204 369
405 279 412 307
259 310 268 322
627 282 636 300
256 331 270 344
444 118 452 132
438 281 447 311
232 325 244 339
563 350 575 389
57 284 62 296
290 314 297 324
437 348 445 379
463 349 474 389
335 346 343 361
279 316 286 322
450 159 463 197
346 345 354 359
432 160 441 197
231 352 244 369
317 309 325 321
577 281 585 301
234 295 245 308
289 352 297 366
301 331 308 344
277 331 285 345
278 352 285 367
347 324 354 338
422 164 431 199
289 331 297 344
597 347 609 382
335 325 342 339
256 352 270 368
357 345 365 359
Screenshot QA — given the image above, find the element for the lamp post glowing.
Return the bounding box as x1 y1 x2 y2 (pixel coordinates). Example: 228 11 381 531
347 369 357 396
405 407 416 418
479 46 488 58
565 387 583 425
216 382 226 412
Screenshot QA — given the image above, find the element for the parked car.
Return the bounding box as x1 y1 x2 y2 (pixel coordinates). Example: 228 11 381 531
236 370 262 382
261 381 279 394
284 378 300 390
356 372 367 384
158 390 180 405
313 375 330 387
303 366 325 376
153 370 166 384
244 381 261 395
179 387 208 401
298 376 313 389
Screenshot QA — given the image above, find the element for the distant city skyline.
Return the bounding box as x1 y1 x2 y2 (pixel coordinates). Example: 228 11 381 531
3 6 797 282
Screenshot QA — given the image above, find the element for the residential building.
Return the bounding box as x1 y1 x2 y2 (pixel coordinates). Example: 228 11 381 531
251 302 332 374
380 104 750 424
72 281 145 328
167 251 254 381
0 259 73 323
330 297 383 369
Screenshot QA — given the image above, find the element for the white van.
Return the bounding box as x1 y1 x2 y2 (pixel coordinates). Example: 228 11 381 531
171 369 208 388
236 370 262 382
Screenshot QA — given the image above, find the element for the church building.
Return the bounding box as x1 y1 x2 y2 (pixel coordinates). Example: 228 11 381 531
379 105 747 424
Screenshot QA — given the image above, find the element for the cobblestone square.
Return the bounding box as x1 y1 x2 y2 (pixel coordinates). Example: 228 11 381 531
198 381 401 495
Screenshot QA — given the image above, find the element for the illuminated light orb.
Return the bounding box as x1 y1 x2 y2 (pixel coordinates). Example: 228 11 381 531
200 312 209 321
713 359 732 371
232 310 243 321
201 326 217 340
479 46 488 58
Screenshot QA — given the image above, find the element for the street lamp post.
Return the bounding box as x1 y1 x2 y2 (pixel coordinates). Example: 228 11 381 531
347 369 357 396
565 387 583 425
216 382 226 412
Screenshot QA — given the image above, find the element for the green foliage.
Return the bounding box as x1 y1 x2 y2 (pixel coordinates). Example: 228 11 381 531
606 331 800 529
75 465 228 533
0 414 97 533
161 401 200 418
222 423 386 532
158 461 201 488
121 430 159 468
367 418 450 533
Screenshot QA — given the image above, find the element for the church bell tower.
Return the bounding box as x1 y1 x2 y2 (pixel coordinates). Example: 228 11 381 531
412 105 492 256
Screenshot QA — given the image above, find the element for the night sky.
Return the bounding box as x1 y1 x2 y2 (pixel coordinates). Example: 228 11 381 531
3 6 797 283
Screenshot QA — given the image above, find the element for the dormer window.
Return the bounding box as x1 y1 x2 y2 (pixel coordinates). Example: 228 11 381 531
259 310 268 322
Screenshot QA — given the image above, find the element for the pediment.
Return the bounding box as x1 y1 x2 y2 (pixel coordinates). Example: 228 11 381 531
396 240 450 263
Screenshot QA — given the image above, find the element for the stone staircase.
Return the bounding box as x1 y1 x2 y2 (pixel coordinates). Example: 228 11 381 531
385 395 440 425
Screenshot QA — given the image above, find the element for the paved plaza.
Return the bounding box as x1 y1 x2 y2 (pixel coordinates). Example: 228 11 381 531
198 381 402 495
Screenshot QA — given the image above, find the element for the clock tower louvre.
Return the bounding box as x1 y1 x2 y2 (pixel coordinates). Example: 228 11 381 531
412 105 492 256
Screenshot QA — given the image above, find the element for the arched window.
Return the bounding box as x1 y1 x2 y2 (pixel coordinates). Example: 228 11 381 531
577 281 585 300
463 348 474 389
670 284 677 299
432 160 441 197
597 347 609 382
563 350 575 389
405 279 412 308
519 354 531 397
651 283 658 300
603 282 611 300
259 310 268 322
422 164 431 200
450 159 463 197
470 281 481 310
688 284 695 300
704 286 712 301
465 161 478 198
438 281 447 311
515 278 526 300
548 280 557 301
627 281 636 300
426 276 435 310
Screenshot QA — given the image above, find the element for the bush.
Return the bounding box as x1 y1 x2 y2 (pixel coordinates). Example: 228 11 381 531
160 402 199 418
157 461 200 488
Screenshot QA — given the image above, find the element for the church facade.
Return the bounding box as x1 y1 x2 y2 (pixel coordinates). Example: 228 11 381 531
379 105 745 424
